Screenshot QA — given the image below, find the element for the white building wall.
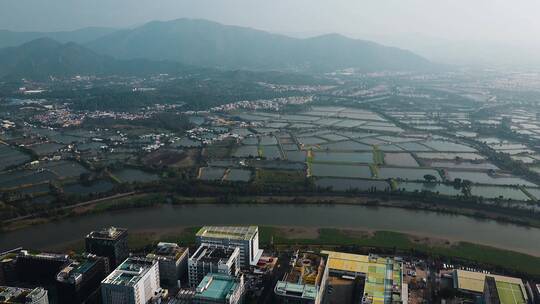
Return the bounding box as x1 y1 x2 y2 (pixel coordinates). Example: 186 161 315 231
102 261 160 304
134 261 160 304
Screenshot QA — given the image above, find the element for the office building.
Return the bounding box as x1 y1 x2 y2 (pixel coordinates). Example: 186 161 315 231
188 245 240 288
0 286 49 304
196 226 263 268
146 242 189 291
85 227 128 269
56 254 108 304
193 273 245 304
101 257 161 304
15 250 69 285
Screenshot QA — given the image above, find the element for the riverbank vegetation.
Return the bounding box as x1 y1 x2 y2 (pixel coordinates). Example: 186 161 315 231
71 226 540 278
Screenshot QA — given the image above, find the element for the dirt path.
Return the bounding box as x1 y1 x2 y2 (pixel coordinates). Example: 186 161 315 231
3 191 137 224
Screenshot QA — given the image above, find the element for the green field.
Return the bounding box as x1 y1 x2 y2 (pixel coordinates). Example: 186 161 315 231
255 169 305 184
495 281 526 304
258 227 540 276
53 225 540 277
128 226 540 276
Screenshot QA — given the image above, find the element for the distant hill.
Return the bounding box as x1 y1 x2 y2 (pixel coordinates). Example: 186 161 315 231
0 27 116 48
86 18 432 72
0 38 334 83
0 38 191 80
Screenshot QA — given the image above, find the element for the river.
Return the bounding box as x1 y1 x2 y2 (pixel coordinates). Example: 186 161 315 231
1 204 539 256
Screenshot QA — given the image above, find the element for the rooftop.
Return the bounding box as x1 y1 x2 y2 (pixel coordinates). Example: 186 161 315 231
275 251 324 301
190 245 238 264
18 250 69 262
322 251 404 304
147 242 187 261
194 274 241 301
56 258 98 284
196 226 258 241
495 280 527 304
102 257 156 287
86 227 127 241
454 270 527 302
275 281 318 300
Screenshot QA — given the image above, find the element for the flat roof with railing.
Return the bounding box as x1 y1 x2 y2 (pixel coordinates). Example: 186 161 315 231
147 242 188 261
102 257 156 287
86 227 127 241
196 226 258 241
190 245 238 264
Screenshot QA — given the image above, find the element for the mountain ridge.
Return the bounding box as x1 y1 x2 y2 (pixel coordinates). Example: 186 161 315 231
0 38 195 80
0 27 117 49
85 18 432 72
0 18 434 78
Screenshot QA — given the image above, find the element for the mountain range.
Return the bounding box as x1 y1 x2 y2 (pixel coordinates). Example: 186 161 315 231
0 38 190 80
0 27 116 49
0 18 433 80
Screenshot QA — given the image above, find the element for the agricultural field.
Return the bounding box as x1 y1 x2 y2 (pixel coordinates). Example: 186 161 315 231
187 105 540 203
0 144 31 170
4 85 540 226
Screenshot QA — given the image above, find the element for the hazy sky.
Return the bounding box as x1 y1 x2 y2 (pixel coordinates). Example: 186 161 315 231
1 0 539 46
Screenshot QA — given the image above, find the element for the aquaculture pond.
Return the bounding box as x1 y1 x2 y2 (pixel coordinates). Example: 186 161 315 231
113 168 160 183
315 178 390 192
311 163 372 178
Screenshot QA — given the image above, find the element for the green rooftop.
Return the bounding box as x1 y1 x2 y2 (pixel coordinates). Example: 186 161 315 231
496 281 527 304
195 274 240 300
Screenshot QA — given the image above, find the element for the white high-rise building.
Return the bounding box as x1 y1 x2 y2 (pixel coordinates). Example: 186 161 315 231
101 257 161 304
196 226 263 268
188 245 240 287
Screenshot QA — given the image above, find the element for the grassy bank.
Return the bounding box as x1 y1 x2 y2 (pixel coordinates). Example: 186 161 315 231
120 226 540 277
259 227 540 276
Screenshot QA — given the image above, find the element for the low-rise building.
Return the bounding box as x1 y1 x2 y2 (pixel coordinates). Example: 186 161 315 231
146 242 189 291
454 269 527 304
101 257 161 304
274 251 325 304
188 245 240 288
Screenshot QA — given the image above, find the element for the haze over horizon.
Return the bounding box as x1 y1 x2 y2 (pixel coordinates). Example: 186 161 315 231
1 0 540 68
